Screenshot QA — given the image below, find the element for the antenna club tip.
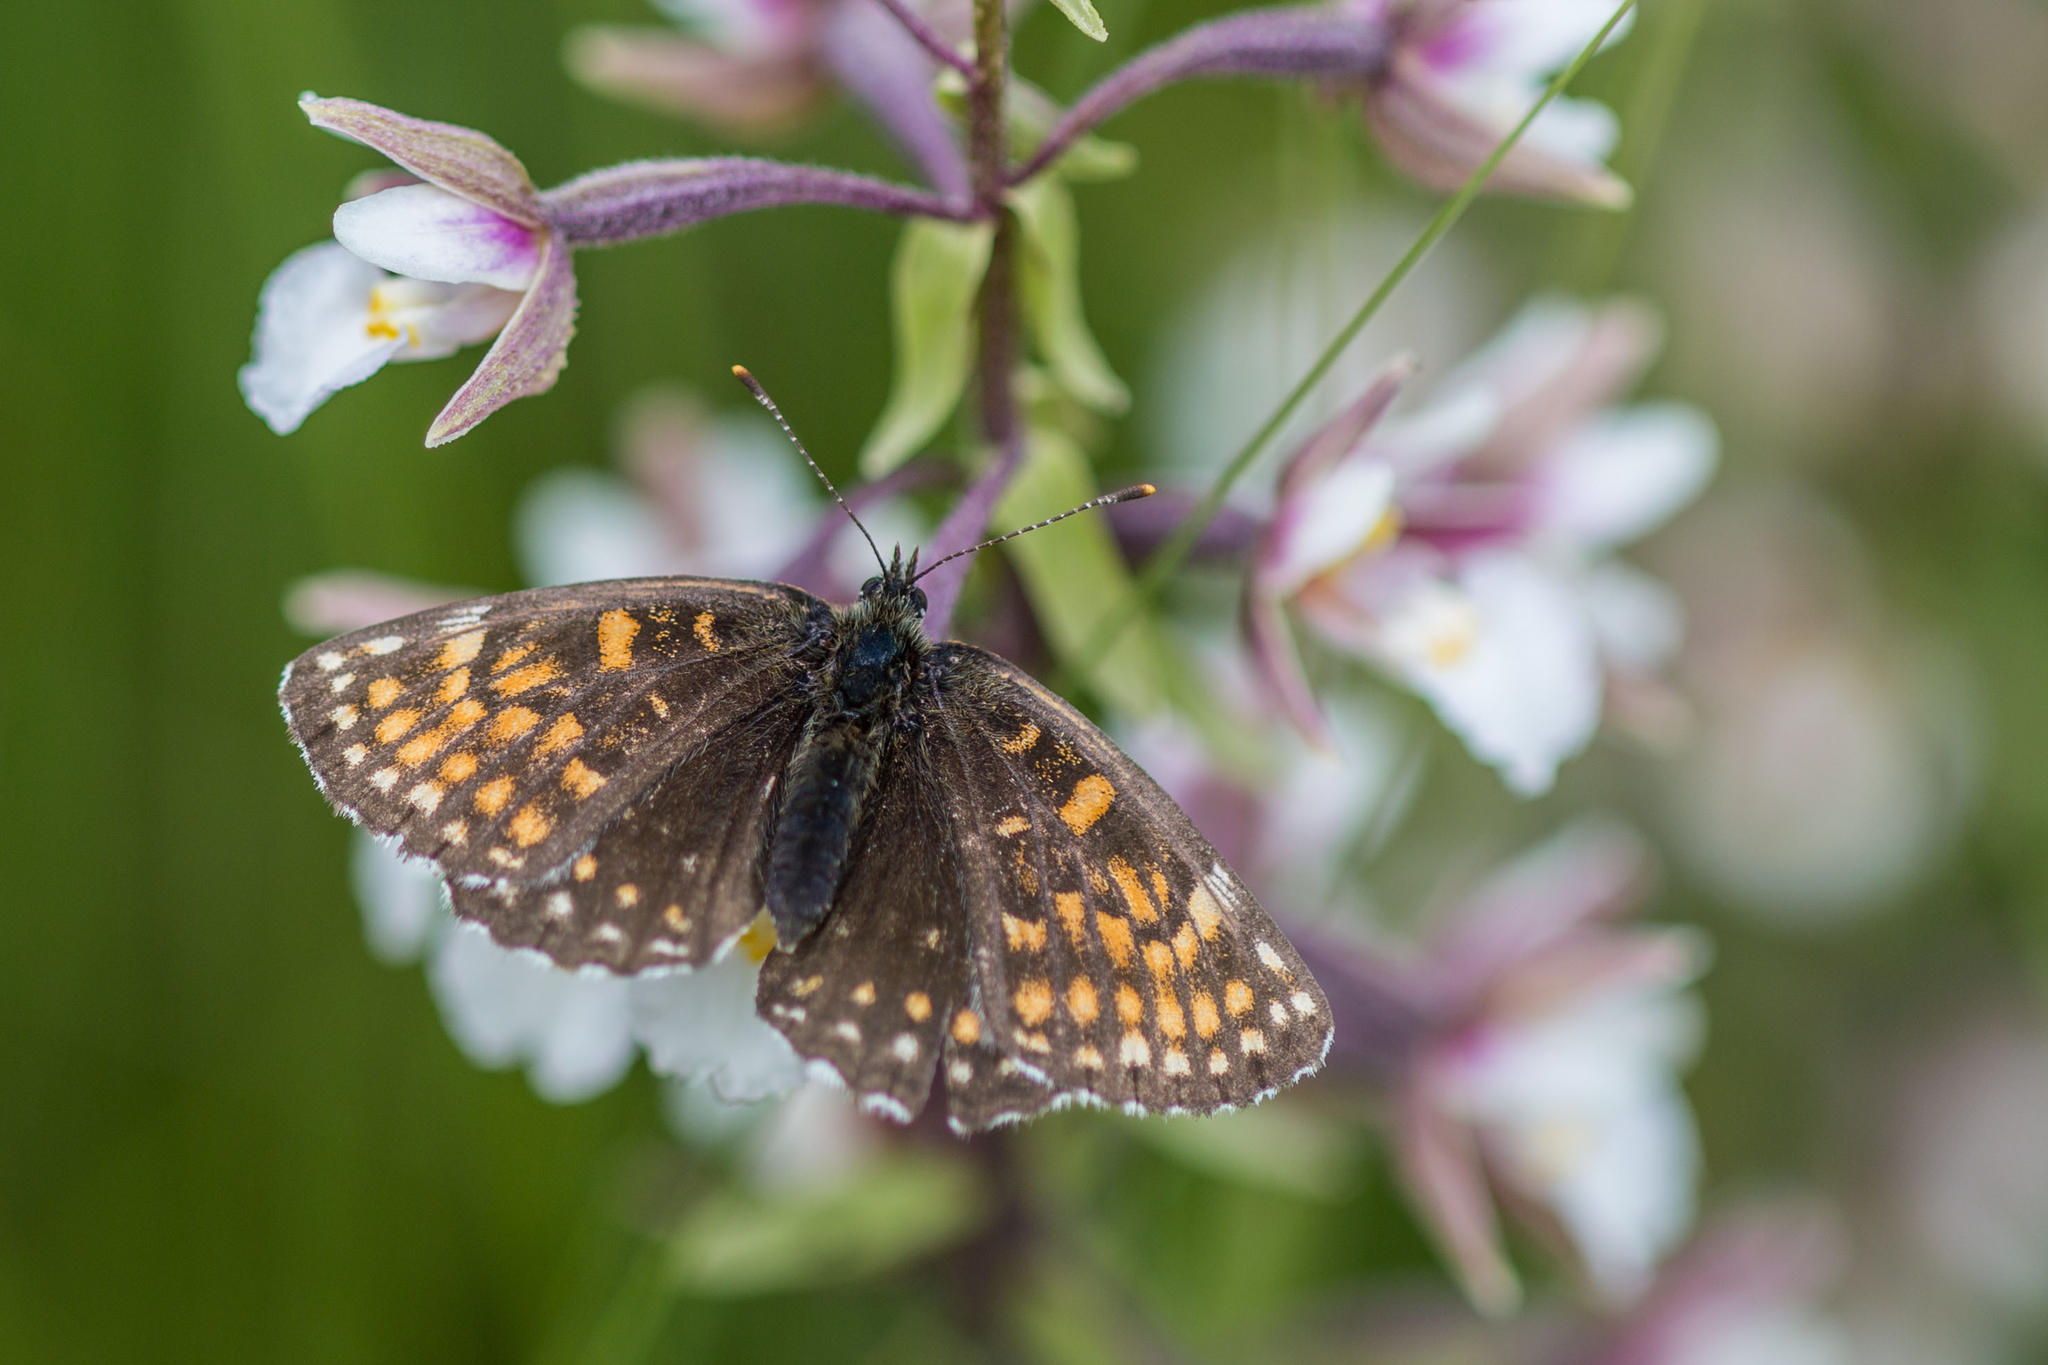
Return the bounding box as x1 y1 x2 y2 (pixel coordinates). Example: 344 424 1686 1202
1135 483 1157 497
730 364 752 380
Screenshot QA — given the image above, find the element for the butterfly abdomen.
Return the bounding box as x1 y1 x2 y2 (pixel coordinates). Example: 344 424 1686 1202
764 603 929 947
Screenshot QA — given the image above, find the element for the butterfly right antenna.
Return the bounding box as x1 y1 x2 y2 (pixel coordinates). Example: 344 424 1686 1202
732 364 886 574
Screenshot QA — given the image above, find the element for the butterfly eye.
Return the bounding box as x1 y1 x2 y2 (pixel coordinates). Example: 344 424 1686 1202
909 587 927 614
861 576 882 599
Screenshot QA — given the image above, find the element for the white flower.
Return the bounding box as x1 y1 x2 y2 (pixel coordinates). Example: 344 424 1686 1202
1250 298 1717 794
239 241 521 435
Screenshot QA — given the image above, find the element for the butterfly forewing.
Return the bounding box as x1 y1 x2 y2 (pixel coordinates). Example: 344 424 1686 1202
926 644 1333 1117
445 690 814 971
281 578 827 887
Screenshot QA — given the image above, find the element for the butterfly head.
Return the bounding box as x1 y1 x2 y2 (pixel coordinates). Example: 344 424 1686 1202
859 546 928 620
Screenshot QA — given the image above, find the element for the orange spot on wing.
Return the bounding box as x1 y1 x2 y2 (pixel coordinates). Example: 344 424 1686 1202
904 991 933 1022
1066 978 1099 1025
1107 857 1158 925
560 759 605 799
1055 892 1087 948
1148 864 1171 910
1115 984 1143 1026
366 677 404 708
614 883 639 908
950 1009 981 1045
1155 990 1186 1041
1003 913 1047 952
573 854 598 881
692 612 720 652
489 642 535 674
491 657 562 696
1096 913 1134 969
994 815 1030 837
437 629 486 669
1058 774 1116 834
396 699 487 767
1143 940 1176 982
535 713 583 757
439 751 478 784
1188 884 1226 941
436 668 470 703
1173 924 1200 970
473 775 516 816
1191 991 1221 1039
1000 721 1040 755
1224 979 1254 1018
488 706 541 743
1012 979 1054 1027
507 804 552 847
375 708 422 744
597 609 639 671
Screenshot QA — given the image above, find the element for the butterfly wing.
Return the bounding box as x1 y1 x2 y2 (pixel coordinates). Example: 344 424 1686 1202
444 688 812 971
754 723 978 1122
923 643 1332 1120
280 578 829 889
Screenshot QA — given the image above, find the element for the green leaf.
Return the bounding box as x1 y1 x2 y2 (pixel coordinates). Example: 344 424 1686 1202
859 218 996 478
995 426 1164 714
665 1153 986 1296
1011 177 1129 417
1045 0 1108 43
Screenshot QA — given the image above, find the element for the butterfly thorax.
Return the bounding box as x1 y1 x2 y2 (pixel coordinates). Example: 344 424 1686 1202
764 552 932 947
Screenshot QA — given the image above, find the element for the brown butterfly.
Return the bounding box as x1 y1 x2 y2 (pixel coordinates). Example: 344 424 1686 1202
281 368 1331 1131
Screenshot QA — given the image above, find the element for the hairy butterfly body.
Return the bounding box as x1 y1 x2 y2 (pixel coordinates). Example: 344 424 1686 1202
280 371 1331 1130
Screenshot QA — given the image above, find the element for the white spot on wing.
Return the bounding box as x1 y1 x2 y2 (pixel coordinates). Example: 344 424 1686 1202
361 635 405 655
316 651 344 671
891 1033 920 1062
545 891 572 919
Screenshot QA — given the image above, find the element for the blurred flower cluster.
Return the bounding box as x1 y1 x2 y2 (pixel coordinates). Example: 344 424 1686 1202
248 0 2026 1355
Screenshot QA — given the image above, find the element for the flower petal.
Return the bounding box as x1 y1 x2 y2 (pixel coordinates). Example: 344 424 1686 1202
349 833 445 966
631 953 804 1103
333 184 542 290
1366 51 1631 208
301 95 543 226
1383 552 1602 796
1244 580 1333 745
1393 1077 1521 1315
1579 560 1684 675
563 27 823 135
238 242 402 434
286 570 469 636
1532 402 1719 551
426 231 577 446
427 923 637 1103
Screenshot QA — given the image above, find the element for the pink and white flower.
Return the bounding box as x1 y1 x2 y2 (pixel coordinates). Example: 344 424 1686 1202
1248 298 1717 795
1309 821 1708 1312
1355 0 1635 207
240 97 575 446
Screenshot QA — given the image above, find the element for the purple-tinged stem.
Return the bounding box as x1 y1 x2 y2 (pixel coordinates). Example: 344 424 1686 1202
1010 7 1393 184
918 430 1025 639
865 0 977 76
541 158 979 245
821 1 974 199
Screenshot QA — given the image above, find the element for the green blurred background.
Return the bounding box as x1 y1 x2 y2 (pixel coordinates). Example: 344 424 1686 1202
8 0 2048 1359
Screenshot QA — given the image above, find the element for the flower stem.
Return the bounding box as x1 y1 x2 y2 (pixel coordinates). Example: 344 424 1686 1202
967 0 1022 537
869 0 978 76
1065 0 1639 683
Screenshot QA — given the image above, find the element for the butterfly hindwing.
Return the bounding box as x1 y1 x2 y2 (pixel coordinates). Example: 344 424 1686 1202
924 643 1333 1117
444 690 813 971
281 577 828 888
755 728 966 1122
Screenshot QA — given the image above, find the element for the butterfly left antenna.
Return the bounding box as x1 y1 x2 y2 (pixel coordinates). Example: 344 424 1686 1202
911 484 1156 584
731 365 886 573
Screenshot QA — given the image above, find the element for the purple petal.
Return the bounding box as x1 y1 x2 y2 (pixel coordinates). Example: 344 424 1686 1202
301 95 544 227
1243 580 1333 746
539 157 972 246
426 232 576 447
1364 51 1631 207
283 569 471 635
816 0 971 198
563 26 825 134
333 184 543 290
1392 1077 1522 1315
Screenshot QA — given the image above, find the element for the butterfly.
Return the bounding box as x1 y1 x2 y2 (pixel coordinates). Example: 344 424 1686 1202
280 368 1332 1131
